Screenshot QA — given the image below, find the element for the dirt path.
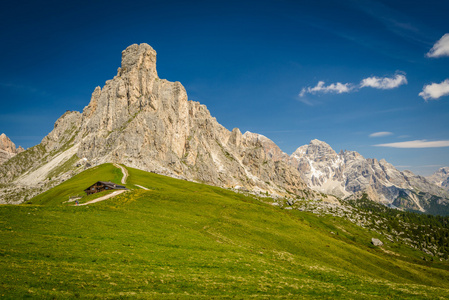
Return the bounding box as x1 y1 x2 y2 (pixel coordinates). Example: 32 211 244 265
76 164 128 206
114 163 128 184
78 190 126 206
135 184 149 190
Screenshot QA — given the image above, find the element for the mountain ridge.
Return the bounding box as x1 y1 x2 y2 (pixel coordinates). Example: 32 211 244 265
0 43 313 203
0 43 448 216
287 139 449 214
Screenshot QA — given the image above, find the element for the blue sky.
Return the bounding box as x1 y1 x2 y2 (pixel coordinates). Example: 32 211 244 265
1 0 448 176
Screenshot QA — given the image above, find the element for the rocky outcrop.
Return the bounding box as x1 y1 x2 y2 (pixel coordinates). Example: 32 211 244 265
71 44 310 196
371 238 383 247
0 133 24 165
427 167 449 191
288 139 449 213
0 43 313 203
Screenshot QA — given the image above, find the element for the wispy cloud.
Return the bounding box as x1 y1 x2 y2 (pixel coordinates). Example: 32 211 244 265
426 33 449 58
360 73 407 89
299 81 353 97
369 131 393 138
419 79 449 100
375 140 449 148
299 72 407 99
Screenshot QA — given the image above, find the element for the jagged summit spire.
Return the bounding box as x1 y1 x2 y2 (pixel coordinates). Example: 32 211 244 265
119 43 157 76
0 133 16 153
0 133 24 164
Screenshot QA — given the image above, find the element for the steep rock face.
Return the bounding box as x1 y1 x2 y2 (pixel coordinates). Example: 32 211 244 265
73 44 309 195
289 140 449 213
42 111 82 152
0 133 24 164
427 167 449 191
0 43 312 203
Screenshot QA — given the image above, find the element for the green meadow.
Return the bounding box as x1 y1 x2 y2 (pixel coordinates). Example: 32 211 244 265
1 164 449 299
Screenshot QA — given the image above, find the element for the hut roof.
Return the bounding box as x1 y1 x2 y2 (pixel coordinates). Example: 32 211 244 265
84 181 127 192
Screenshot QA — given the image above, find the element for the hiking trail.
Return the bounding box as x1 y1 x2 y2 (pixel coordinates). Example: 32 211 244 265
76 164 128 206
135 184 149 190
114 163 128 184
78 190 126 206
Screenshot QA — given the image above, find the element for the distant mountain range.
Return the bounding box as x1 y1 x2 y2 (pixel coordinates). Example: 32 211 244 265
1 43 448 215
288 139 449 214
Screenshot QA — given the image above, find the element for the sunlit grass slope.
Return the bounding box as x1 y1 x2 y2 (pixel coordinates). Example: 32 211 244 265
1 164 449 299
29 163 123 205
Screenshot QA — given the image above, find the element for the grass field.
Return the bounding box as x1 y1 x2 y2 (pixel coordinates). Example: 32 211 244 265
1 164 449 299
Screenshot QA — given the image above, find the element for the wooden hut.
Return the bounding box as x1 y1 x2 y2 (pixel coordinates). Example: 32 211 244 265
84 181 127 195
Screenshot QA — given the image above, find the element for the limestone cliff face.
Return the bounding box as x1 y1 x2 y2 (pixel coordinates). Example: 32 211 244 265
0 133 24 165
0 43 311 202
289 139 449 212
72 44 309 196
42 111 82 151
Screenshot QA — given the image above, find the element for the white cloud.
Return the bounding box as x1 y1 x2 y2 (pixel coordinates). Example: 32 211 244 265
299 73 407 100
360 73 407 89
375 140 449 148
369 131 393 138
419 79 449 100
426 33 449 58
299 81 352 97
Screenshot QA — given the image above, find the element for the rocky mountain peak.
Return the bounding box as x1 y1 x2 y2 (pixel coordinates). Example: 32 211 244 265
79 43 167 140
291 145 307 158
0 133 23 164
288 138 449 212
0 43 312 201
305 139 337 158
291 140 336 158
119 43 158 77
0 133 16 153
427 167 449 191
242 132 289 161
289 140 346 197
2 43 448 211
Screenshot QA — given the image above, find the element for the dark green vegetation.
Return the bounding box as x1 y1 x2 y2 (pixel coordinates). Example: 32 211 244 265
391 190 449 217
1 164 449 299
349 196 449 260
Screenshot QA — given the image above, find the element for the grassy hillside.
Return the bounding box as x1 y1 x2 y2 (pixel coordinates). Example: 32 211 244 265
29 163 124 205
1 164 449 299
